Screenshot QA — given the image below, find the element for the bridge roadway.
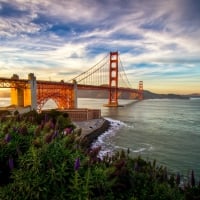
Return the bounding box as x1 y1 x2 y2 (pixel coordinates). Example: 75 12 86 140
0 77 27 88
0 77 74 88
0 75 141 110
0 77 138 93
0 78 139 97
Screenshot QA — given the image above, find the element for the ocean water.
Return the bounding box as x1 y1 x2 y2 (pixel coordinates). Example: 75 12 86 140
79 98 200 177
1 97 200 177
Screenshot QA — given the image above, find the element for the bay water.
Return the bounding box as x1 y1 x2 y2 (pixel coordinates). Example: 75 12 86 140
1 97 200 177
80 98 200 178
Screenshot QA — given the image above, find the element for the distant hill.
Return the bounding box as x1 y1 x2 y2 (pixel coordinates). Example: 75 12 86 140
186 93 200 98
143 90 189 99
78 89 189 99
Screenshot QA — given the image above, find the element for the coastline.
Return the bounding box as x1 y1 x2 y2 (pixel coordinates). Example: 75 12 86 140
74 118 110 149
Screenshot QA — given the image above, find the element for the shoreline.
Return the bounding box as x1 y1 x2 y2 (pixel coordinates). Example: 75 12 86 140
74 118 110 149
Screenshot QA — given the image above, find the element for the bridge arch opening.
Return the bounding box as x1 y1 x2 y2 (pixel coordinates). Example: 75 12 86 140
42 99 58 110
0 89 10 107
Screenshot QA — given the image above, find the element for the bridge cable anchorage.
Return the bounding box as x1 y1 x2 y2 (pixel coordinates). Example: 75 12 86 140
68 53 109 83
119 56 133 88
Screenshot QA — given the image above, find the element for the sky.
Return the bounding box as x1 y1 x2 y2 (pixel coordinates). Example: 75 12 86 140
0 0 200 94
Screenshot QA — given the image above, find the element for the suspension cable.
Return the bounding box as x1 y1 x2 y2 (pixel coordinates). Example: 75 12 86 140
68 53 109 82
77 61 108 83
119 56 132 88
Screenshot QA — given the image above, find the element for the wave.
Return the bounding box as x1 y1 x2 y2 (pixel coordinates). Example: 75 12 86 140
115 143 153 153
190 97 200 100
91 117 125 158
91 118 153 159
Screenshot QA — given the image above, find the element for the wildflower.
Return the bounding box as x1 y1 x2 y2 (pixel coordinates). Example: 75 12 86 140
45 133 53 143
8 157 14 170
40 120 45 129
45 113 48 122
28 116 34 122
163 167 168 181
63 127 72 135
74 157 80 171
12 127 18 132
16 146 22 156
191 170 195 187
4 133 11 143
18 125 28 135
176 173 181 185
134 161 139 171
34 126 41 136
50 120 54 129
52 130 58 140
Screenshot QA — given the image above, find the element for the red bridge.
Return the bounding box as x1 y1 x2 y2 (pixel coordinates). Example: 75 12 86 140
0 52 143 111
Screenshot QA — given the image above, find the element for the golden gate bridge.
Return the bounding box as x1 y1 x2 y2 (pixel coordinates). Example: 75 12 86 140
0 52 143 111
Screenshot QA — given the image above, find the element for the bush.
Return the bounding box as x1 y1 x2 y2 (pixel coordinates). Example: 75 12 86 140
0 110 200 199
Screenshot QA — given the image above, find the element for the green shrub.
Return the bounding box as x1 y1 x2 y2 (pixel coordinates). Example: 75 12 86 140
0 110 199 200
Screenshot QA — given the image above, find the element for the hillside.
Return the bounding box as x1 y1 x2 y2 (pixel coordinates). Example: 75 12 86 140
78 89 189 99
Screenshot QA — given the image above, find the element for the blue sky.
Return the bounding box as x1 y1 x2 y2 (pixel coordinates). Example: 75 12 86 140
0 0 200 94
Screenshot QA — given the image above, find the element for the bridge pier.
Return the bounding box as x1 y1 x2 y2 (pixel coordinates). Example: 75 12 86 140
27 73 37 110
10 73 37 110
73 79 78 109
10 74 21 106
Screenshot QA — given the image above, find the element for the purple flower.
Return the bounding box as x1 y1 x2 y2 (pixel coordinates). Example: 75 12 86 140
176 173 181 185
50 121 54 129
74 157 80 171
64 128 72 135
16 146 22 156
45 114 48 122
8 157 14 170
4 133 11 143
13 127 18 132
134 161 139 171
191 170 195 187
52 130 58 140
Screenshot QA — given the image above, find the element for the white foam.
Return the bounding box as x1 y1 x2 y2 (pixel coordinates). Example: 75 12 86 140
91 118 153 159
91 118 125 158
125 124 135 129
132 148 146 153
115 145 150 153
140 143 154 151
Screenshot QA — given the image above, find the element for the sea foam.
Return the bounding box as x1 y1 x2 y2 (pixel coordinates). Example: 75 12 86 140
91 117 125 158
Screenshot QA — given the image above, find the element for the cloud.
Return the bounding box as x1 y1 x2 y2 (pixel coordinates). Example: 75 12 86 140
0 0 199 94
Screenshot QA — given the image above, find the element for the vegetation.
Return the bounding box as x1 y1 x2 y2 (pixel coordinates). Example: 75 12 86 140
0 110 199 200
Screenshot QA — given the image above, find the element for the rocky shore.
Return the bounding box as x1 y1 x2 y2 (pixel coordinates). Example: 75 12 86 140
74 118 110 149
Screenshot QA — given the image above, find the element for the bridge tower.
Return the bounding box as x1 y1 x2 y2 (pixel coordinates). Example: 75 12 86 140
105 51 119 107
138 81 143 100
